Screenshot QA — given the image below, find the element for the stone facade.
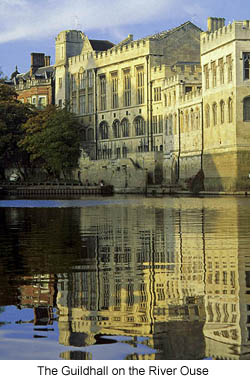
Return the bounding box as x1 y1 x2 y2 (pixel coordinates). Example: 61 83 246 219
163 18 250 191
55 18 250 192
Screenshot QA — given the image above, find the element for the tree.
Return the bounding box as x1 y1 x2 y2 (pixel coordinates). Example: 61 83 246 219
0 84 35 179
19 105 82 179
0 67 8 83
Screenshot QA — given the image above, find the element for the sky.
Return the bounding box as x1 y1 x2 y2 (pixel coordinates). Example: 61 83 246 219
0 0 250 78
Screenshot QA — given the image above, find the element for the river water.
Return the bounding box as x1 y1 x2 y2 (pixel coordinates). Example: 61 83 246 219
0 195 250 360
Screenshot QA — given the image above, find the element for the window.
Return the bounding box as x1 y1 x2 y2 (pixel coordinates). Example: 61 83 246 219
122 145 127 158
168 114 173 135
174 113 177 134
154 87 161 101
190 109 194 130
123 70 131 106
121 119 129 137
211 61 217 87
228 97 233 123
205 104 210 128
243 52 250 80
135 116 145 136
180 111 184 133
38 97 46 109
71 74 77 91
58 77 62 89
79 72 86 89
87 128 94 141
136 67 144 104
58 99 62 108
100 75 106 111
204 64 209 89
87 70 93 87
113 120 120 138
220 100 225 124
219 58 224 84
72 97 77 113
212 103 217 125
243 96 250 121
99 122 109 140
152 116 158 134
111 73 118 109
88 93 93 113
79 94 85 114
227 54 233 82
158 115 163 133
185 111 189 131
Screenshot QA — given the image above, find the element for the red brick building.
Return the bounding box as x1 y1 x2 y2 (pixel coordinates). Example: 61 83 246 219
12 52 55 108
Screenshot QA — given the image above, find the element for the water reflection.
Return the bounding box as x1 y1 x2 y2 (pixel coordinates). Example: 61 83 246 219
0 196 250 360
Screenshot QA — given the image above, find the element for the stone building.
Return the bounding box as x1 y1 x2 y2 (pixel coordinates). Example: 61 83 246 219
54 22 201 185
163 18 250 191
12 52 55 108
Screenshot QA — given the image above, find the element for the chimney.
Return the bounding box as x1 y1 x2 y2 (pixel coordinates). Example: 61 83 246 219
207 17 225 33
30 52 45 76
44 56 51 66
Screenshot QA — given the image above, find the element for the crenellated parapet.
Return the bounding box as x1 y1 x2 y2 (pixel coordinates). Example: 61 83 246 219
201 20 250 55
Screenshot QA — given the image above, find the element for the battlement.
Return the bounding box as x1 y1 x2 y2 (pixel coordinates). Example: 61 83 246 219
163 66 202 89
201 20 250 54
180 87 202 103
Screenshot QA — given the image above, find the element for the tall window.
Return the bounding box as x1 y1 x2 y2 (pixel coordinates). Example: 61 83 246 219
136 67 144 104
88 93 93 113
243 52 250 80
185 111 189 132
228 97 233 123
211 61 217 87
121 118 129 137
220 100 225 124
111 73 118 109
79 94 85 114
79 72 86 89
113 120 120 138
195 108 200 130
87 70 93 88
168 114 173 135
204 64 209 89
72 97 77 113
158 115 163 133
135 116 145 136
71 74 77 91
243 96 250 121
212 103 217 126
154 87 161 101
227 54 233 82
174 113 177 134
123 70 131 107
205 104 210 128
99 121 108 140
100 75 106 111
152 116 158 134
219 58 224 84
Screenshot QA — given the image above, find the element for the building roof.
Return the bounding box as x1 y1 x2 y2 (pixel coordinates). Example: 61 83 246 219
89 39 115 51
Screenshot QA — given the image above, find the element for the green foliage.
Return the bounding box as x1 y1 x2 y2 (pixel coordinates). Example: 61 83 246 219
0 84 35 178
20 105 82 178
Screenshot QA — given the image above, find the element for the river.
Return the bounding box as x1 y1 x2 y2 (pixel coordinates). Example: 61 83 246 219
0 195 250 360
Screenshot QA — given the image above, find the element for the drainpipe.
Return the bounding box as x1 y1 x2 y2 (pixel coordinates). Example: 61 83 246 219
200 100 204 171
94 68 98 160
146 55 150 152
177 108 181 182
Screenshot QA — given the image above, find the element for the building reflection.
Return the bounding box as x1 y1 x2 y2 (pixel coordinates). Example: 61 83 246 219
55 197 250 360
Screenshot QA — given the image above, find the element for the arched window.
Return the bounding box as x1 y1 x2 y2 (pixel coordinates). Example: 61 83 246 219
220 100 225 124
121 118 129 137
134 116 145 136
87 128 94 141
205 104 210 128
164 94 167 107
99 121 109 140
113 119 120 138
228 97 233 123
195 107 200 129
212 103 217 126
185 111 189 131
243 96 250 121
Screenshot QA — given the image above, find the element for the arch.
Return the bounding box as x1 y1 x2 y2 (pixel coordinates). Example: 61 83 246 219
121 118 130 137
212 102 217 126
112 119 120 138
220 100 225 124
243 96 250 121
87 128 94 141
228 97 233 123
99 121 109 140
134 116 145 136
205 104 210 128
